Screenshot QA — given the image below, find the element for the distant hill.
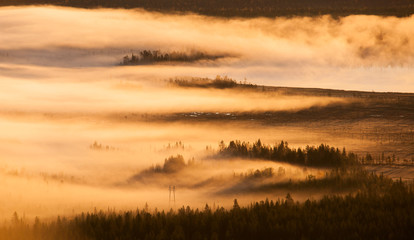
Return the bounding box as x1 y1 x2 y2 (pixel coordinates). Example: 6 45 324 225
1 0 414 17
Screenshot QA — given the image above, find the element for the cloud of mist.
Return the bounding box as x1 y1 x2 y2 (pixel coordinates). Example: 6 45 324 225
0 77 345 115
0 112 377 221
0 6 414 91
0 6 413 221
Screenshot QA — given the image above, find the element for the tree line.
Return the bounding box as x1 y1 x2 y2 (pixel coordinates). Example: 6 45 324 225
141 155 195 175
2 179 413 240
169 76 256 89
1 0 414 17
121 50 225 65
225 167 396 194
217 140 359 167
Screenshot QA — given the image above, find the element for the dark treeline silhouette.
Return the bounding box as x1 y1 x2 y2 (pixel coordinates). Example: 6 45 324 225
269 168 393 191
121 50 226 65
2 179 413 240
1 0 414 17
129 155 196 184
133 155 195 176
170 76 256 89
145 155 195 174
164 141 186 151
217 140 359 167
238 167 277 180
360 152 414 166
222 167 396 195
89 141 117 151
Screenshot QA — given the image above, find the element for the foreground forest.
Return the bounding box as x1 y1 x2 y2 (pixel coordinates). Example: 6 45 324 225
1 0 414 17
1 139 414 239
2 178 413 240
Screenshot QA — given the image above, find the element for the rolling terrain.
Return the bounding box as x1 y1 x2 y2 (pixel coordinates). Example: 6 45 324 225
0 4 413 239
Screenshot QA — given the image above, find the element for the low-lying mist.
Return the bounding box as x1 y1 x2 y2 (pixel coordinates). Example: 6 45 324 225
1 6 414 91
0 112 378 221
0 77 345 114
0 5 413 224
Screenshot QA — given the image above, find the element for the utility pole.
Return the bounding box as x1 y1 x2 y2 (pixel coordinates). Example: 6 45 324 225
169 185 176 206
173 186 176 204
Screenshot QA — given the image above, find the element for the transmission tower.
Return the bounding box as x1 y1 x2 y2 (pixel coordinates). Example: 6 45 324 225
173 186 176 204
169 185 176 206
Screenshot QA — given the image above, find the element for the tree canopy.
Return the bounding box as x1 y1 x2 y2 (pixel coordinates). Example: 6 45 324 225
217 140 359 167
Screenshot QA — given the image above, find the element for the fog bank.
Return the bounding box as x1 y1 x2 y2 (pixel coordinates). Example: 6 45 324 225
0 6 414 91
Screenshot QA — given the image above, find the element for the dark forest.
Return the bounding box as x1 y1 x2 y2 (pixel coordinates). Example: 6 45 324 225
1 0 414 17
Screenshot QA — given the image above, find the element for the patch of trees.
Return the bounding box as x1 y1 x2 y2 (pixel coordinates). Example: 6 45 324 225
164 141 186 151
121 50 225 65
224 167 395 194
170 76 256 89
2 179 413 240
133 155 195 177
238 167 278 180
360 152 414 166
128 155 197 185
2 0 414 17
275 167 393 191
89 141 117 151
217 139 359 167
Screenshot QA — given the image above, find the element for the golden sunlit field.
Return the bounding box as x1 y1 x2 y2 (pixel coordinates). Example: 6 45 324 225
0 4 414 240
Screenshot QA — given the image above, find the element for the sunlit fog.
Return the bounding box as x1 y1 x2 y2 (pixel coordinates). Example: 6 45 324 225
0 6 413 223
1 6 414 91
